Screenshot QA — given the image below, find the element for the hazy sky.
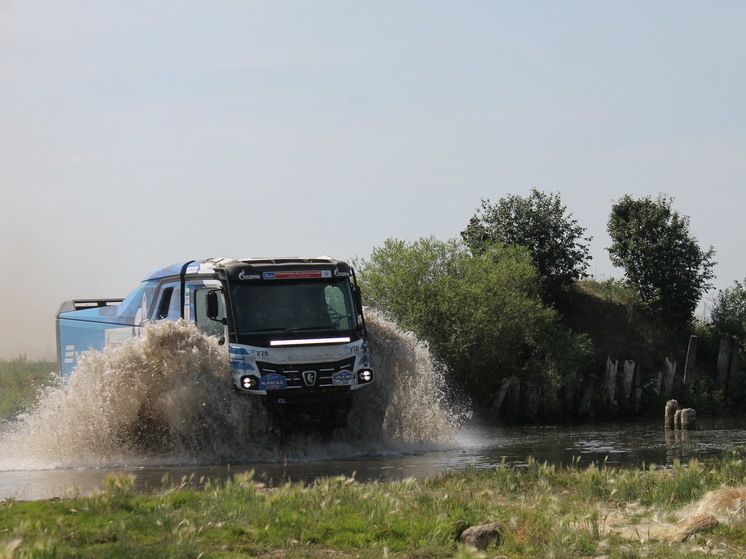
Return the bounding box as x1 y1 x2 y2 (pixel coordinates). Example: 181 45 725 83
2 1 745 358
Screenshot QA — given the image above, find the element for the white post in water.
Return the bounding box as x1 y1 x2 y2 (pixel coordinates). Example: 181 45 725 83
680 408 697 430
664 399 678 429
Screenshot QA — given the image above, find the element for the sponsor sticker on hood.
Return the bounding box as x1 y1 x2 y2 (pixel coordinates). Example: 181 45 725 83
263 270 332 280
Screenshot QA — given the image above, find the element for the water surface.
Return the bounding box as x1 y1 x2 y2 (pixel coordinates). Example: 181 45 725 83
3 417 745 501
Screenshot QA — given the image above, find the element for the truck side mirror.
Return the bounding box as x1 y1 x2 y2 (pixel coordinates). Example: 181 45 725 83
206 290 222 321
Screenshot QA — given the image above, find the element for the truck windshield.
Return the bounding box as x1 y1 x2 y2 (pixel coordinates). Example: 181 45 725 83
230 279 356 336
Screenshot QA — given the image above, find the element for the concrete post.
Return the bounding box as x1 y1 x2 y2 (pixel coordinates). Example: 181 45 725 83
682 335 698 395
680 408 696 430
664 399 678 429
622 360 635 401
604 357 618 409
716 337 731 391
662 357 676 398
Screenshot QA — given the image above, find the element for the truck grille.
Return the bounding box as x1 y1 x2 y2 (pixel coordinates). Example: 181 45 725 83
256 357 356 389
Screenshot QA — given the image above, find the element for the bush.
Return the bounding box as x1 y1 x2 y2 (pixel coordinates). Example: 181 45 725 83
357 237 592 409
688 377 727 416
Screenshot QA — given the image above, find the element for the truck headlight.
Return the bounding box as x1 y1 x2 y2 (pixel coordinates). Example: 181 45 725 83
357 369 373 383
240 375 259 389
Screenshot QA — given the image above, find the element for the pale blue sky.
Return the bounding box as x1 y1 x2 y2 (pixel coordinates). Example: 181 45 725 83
2 1 745 357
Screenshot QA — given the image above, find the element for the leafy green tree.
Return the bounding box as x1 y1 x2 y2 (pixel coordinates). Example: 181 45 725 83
709 280 746 340
607 194 716 325
461 189 592 296
357 237 591 407
706 280 746 412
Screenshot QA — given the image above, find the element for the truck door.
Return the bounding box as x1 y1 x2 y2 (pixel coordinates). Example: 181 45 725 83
151 282 182 321
192 284 226 338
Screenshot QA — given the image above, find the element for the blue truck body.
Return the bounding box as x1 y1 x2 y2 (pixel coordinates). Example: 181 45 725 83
56 257 374 428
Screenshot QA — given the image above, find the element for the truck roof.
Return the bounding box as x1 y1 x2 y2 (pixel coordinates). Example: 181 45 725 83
142 256 345 281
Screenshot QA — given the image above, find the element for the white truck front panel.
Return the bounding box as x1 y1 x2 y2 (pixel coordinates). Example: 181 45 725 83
229 339 371 394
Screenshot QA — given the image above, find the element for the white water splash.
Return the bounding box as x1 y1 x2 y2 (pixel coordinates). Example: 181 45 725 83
0 314 467 470
345 310 467 444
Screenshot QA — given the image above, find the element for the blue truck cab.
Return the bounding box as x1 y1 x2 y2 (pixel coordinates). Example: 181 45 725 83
56 257 374 429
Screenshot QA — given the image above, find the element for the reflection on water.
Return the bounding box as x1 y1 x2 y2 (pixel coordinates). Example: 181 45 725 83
3 417 746 501
477 417 746 469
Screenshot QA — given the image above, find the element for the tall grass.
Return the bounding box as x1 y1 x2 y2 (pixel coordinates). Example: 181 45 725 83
577 277 641 307
4 456 746 558
0 356 58 421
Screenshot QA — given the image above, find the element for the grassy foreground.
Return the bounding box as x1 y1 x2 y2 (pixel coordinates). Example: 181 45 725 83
3 358 746 557
3 457 746 558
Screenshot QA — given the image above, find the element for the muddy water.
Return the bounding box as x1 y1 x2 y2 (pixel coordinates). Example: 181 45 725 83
0 315 466 499
2 318 745 501
4 418 746 501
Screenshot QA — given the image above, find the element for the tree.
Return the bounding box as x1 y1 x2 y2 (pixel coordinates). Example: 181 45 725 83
357 237 591 408
607 194 716 325
461 189 592 296
710 280 746 340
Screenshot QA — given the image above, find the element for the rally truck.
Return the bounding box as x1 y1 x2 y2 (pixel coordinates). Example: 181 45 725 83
56 257 375 429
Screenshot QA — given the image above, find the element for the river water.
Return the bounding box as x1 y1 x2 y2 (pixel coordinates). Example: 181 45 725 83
3 418 746 501
2 318 746 501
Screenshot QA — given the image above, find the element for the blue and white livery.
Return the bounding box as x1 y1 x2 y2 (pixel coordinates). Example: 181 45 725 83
56 257 375 429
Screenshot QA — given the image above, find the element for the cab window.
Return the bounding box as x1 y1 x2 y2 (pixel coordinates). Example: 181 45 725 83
194 287 225 337
153 283 181 321
324 284 354 330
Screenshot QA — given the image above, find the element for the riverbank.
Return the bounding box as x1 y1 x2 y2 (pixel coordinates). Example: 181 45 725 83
3 457 746 558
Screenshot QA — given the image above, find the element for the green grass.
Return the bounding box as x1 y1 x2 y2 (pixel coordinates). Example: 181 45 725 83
576 277 641 307
4 458 746 558
0 357 58 421
4 356 746 556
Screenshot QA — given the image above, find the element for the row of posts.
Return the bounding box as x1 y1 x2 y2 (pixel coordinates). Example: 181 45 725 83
664 399 696 430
